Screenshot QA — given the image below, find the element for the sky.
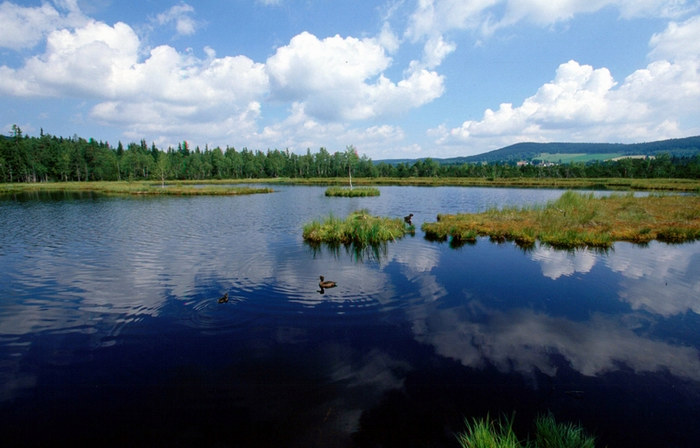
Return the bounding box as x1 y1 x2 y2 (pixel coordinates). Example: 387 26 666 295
1 0 699 160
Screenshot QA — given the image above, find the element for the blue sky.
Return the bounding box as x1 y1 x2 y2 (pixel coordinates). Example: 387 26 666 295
1 0 699 159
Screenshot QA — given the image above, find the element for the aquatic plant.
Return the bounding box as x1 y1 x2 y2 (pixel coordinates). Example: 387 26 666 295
534 414 596 448
423 191 700 249
325 186 380 197
457 414 522 448
303 209 410 246
456 414 595 448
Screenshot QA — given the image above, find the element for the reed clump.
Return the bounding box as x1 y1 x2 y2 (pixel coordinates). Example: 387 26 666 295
325 186 380 197
423 191 700 249
303 209 411 246
457 414 595 448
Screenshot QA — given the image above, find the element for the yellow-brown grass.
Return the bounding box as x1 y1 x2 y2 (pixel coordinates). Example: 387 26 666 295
0 181 274 196
422 191 700 248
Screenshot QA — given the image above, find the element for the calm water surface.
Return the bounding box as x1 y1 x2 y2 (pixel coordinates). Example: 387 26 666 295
1 186 699 447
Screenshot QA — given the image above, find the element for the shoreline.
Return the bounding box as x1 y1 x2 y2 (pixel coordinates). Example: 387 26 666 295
2 177 700 193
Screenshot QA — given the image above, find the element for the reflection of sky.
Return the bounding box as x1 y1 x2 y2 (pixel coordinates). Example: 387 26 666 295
410 303 700 381
403 239 700 384
528 240 700 316
530 245 598 279
607 242 700 316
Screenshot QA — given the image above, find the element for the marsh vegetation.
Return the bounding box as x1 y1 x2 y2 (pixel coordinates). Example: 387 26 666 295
457 414 595 448
325 186 380 197
0 181 274 196
302 209 413 247
423 191 700 248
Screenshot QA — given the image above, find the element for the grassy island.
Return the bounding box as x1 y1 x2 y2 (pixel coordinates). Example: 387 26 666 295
423 191 700 248
303 209 412 246
0 181 274 196
325 186 380 197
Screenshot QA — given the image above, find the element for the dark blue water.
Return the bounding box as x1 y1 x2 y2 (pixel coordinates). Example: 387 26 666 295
1 186 699 447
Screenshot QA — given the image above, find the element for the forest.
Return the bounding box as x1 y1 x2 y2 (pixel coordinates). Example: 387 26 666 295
1 126 699 183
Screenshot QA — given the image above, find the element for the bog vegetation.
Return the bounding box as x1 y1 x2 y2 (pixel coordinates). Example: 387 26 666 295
457 414 595 448
325 186 380 197
0 181 273 196
2 126 699 184
422 191 700 248
303 209 413 246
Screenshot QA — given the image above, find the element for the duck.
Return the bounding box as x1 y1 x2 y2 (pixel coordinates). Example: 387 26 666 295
404 213 414 225
218 292 229 303
319 276 337 289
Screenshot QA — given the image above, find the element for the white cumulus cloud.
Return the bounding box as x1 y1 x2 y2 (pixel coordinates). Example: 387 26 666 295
435 26 700 151
266 31 445 122
0 0 87 50
0 16 268 146
649 15 700 61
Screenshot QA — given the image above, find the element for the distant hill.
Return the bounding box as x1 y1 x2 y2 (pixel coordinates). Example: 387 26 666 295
376 136 700 165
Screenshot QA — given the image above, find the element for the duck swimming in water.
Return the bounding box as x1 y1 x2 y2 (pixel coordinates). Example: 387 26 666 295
218 292 229 303
404 213 413 225
319 276 337 289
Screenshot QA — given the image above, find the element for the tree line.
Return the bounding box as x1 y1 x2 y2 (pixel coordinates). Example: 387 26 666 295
1 126 699 183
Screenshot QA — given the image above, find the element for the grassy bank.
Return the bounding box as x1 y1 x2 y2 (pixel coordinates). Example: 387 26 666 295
0 181 274 196
457 414 595 448
423 191 700 248
265 177 700 192
325 186 380 197
3 177 700 192
303 209 412 246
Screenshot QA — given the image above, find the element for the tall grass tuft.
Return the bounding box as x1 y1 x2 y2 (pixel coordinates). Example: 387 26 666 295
534 414 595 448
456 414 523 448
456 414 596 448
325 186 380 197
303 209 409 247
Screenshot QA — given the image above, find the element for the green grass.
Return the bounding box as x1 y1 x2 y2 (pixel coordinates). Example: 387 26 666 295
303 209 412 246
4 177 700 192
423 191 700 249
0 181 274 196
534 414 596 448
457 414 595 448
325 186 380 197
457 414 523 448
261 177 700 192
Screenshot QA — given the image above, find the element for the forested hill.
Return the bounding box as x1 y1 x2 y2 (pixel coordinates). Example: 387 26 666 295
378 136 700 165
461 136 700 163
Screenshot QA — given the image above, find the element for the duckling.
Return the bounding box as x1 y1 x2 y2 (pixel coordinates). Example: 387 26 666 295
218 292 229 303
319 276 337 289
404 213 413 225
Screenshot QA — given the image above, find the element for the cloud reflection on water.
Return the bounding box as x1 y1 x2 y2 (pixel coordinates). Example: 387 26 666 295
410 303 700 381
607 242 700 316
401 240 700 384
530 245 598 279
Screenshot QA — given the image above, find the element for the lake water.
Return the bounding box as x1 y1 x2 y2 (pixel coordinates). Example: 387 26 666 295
1 185 699 448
